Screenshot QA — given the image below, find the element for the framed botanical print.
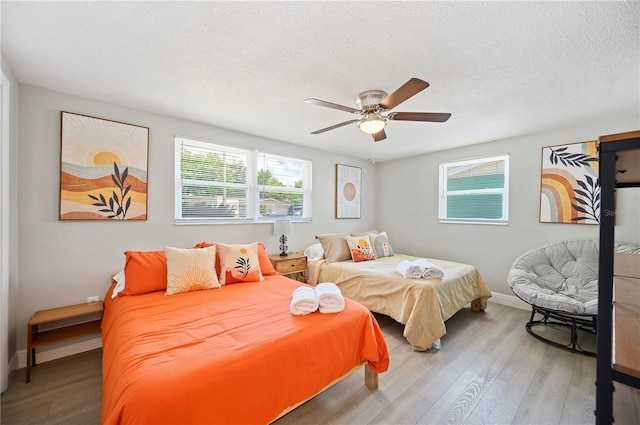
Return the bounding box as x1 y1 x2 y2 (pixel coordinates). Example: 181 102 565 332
335 164 361 219
59 111 149 220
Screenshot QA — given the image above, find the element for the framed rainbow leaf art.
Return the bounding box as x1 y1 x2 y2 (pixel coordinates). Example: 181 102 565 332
539 140 600 224
59 111 149 220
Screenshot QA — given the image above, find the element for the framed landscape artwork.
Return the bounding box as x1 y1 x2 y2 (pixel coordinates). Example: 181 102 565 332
59 111 149 220
335 164 361 219
539 140 600 224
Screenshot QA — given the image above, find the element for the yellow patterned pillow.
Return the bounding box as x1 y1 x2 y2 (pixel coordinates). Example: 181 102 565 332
218 242 264 285
164 246 220 295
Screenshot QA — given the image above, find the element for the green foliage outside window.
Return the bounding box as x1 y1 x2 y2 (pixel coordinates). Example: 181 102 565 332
258 169 303 203
176 137 311 221
181 150 246 197
181 150 303 216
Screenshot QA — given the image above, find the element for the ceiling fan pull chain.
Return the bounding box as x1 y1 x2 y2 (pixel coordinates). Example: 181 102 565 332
370 142 376 165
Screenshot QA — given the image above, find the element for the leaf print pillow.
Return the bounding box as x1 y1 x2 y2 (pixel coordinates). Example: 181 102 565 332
164 245 220 295
217 243 264 285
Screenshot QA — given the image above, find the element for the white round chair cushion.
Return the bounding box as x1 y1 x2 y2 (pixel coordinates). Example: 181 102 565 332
507 239 640 315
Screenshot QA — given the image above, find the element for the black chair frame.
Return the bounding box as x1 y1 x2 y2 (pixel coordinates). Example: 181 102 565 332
526 303 597 357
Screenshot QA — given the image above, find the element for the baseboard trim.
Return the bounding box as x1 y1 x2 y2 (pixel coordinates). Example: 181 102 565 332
487 292 530 311
15 336 102 370
8 351 17 373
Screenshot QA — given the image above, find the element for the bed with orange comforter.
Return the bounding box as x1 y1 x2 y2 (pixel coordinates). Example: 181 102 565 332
101 275 389 424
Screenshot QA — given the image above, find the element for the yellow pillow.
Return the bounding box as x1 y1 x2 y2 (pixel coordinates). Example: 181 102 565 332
164 246 220 295
218 242 264 285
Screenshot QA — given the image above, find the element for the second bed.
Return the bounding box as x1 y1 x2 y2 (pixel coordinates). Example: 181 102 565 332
308 254 492 351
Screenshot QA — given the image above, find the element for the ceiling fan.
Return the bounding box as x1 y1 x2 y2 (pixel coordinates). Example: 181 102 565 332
304 78 451 142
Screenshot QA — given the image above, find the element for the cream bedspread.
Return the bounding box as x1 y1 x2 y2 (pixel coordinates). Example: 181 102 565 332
308 254 492 351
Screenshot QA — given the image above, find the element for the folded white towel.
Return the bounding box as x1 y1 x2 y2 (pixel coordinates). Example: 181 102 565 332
396 259 444 279
315 282 345 314
290 286 319 316
412 258 444 279
396 260 423 278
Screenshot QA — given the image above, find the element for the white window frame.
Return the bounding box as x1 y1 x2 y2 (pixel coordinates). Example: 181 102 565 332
438 154 509 225
175 136 312 224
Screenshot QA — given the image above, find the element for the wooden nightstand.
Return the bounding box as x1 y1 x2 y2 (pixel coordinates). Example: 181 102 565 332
269 252 308 282
26 301 104 383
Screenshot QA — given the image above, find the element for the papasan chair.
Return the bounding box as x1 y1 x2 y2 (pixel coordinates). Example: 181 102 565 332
508 239 640 356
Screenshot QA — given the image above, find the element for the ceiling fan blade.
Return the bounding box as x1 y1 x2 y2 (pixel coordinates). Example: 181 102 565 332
372 129 387 142
388 112 451 122
310 119 360 134
304 98 361 114
378 78 430 110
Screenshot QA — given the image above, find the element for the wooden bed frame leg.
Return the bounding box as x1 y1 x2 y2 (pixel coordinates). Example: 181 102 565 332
471 298 484 311
364 364 378 390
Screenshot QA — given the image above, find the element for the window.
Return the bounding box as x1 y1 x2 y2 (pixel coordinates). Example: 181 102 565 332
438 154 509 224
175 137 311 223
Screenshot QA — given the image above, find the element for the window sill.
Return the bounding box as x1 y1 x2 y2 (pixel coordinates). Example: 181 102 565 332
175 218 312 226
438 219 508 226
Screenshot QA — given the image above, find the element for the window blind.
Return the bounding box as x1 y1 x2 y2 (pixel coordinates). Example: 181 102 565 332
175 137 312 223
439 155 509 224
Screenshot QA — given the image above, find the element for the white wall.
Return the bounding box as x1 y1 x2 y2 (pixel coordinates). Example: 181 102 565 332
1 53 19 388
16 84 376 353
376 115 639 299
13 83 640 361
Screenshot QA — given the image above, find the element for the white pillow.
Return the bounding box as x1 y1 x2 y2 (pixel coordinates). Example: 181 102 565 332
164 245 220 295
217 242 264 285
111 270 125 298
304 243 325 262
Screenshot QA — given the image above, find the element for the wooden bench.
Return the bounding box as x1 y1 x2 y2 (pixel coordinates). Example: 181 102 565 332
26 301 103 383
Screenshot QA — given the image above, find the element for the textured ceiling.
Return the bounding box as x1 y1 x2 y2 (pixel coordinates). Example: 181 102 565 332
2 1 639 162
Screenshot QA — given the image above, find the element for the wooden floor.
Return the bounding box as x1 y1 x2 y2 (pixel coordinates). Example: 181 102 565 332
1 303 638 424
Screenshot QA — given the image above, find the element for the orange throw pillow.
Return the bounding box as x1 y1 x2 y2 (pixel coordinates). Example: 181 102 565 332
192 242 221 276
257 243 277 276
121 251 167 295
193 242 214 249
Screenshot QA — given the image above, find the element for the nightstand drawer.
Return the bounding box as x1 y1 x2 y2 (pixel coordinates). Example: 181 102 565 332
273 256 307 274
268 253 308 281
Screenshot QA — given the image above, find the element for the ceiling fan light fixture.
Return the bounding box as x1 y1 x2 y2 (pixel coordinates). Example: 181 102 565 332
307 78 451 137
358 114 386 135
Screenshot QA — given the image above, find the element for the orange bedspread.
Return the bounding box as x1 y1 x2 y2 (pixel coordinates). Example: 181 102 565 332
101 275 389 424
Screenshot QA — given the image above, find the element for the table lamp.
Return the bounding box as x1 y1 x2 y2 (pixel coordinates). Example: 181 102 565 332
273 219 292 256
